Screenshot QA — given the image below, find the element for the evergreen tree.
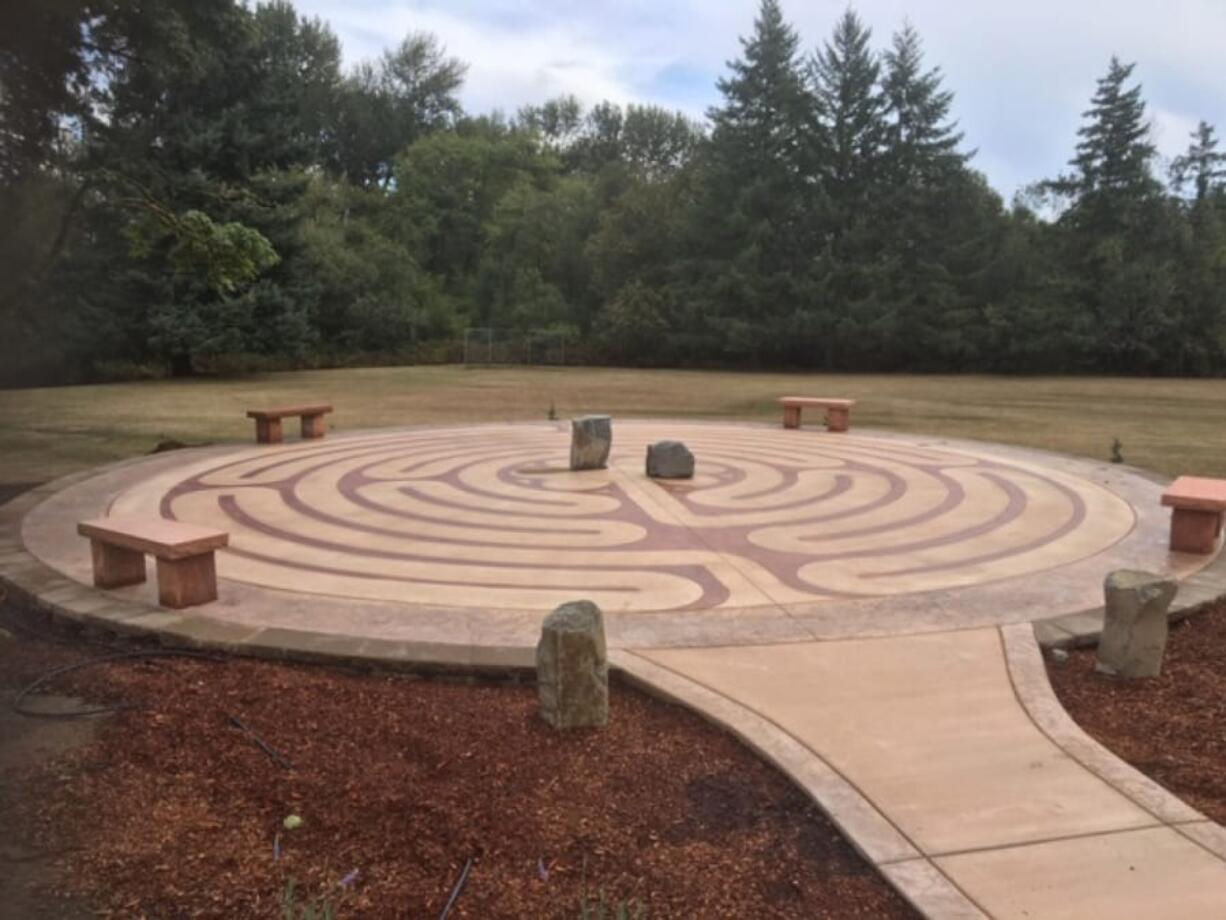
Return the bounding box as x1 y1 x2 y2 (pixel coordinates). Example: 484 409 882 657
809 9 887 365
1045 58 1176 372
869 22 973 368
880 23 966 186
1171 121 1226 203
693 0 826 362
1063 58 1157 201
1169 122 1226 373
812 9 884 206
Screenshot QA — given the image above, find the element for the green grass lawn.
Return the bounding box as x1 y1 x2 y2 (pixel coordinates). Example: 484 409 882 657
1 365 1224 486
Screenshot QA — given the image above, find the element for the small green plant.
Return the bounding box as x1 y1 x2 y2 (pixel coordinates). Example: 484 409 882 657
281 877 337 920
1110 437 1124 464
578 890 646 920
548 400 558 421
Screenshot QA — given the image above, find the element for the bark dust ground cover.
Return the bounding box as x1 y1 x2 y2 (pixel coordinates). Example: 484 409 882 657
0 612 917 919
1047 600 1226 824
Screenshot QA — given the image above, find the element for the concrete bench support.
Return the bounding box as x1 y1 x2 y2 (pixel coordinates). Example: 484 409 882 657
1161 476 1226 555
246 404 333 444
78 516 229 609
779 397 856 433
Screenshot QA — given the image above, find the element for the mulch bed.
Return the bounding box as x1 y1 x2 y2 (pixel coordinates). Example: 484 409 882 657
0 617 916 919
1046 599 1226 824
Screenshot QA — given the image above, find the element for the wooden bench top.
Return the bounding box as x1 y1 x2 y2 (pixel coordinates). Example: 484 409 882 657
78 516 229 560
1161 476 1226 512
778 396 856 408
246 404 333 420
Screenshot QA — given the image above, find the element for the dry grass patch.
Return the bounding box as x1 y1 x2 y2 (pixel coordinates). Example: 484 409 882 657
2 366 1225 484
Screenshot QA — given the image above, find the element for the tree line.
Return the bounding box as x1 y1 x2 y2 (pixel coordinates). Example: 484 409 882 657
2 0 1224 385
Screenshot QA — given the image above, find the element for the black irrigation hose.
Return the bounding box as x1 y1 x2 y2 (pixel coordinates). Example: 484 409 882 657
10 649 223 719
227 713 294 770
438 857 474 920
11 647 296 772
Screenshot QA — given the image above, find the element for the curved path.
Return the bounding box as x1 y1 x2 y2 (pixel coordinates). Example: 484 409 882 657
4 420 1226 917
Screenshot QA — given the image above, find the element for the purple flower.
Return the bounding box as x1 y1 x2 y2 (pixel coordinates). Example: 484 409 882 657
339 869 360 888
537 858 549 882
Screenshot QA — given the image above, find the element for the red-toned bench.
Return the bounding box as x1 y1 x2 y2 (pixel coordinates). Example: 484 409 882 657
1161 476 1226 554
77 516 229 608
246 403 333 444
779 397 856 433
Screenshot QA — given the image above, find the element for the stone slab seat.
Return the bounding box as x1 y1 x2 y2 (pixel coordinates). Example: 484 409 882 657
77 516 229 609
245 403 333 444
1160 475 1226 554
778 396 856 433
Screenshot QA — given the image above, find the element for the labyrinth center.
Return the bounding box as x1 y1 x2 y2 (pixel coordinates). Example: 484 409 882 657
104 421 1138 613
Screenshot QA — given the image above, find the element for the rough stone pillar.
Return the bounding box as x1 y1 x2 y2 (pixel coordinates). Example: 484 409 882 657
570 416 611 471
537 600 609 729
646 441 695 479
1096 570 1177 678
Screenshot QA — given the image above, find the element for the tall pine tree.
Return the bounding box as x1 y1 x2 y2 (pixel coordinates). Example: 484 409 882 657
1171 121 1226 203
1169 122 1226 373
693 0 826 363
809 9 886 365
870 22 976 368
1047 58 1176 372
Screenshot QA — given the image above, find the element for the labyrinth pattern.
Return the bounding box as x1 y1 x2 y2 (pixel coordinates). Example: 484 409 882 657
109 423 1137 612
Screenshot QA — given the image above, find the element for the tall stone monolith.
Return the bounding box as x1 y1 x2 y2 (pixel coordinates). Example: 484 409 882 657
570 416 611 470
1096 569 1177 678
537 600 608 729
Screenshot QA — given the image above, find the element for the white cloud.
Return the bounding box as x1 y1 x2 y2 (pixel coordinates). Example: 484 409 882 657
291 0 1226 197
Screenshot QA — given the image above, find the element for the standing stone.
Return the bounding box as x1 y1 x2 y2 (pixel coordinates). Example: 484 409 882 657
646 441 695 479
570 415 611 471
1096 570 1177 678
537 600 608 729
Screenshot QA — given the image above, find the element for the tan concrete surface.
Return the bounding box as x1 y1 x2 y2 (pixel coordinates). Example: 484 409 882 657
17 423 1207 649
936 826 1226 920
634 629 1226 918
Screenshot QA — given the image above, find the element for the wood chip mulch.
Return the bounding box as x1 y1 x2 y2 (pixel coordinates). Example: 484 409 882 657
0 622 917 919
1046 599 1226 824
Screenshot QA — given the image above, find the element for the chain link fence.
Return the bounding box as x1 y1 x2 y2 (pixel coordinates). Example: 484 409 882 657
462 328 577 366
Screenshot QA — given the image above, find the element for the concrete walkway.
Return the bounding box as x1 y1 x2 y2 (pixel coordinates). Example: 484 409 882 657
617 625 1226 919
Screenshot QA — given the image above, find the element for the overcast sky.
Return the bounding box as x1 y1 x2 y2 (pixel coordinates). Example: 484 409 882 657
289 0 1226 200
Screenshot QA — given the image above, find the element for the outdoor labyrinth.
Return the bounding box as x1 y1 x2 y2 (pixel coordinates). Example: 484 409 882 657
108 422 1137 612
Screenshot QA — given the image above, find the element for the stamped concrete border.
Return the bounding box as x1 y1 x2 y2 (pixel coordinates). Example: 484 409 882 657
1033 546 1226 648
1001 622 1226 863
0 476 535 676
612 648 989 920
9 423 1223 662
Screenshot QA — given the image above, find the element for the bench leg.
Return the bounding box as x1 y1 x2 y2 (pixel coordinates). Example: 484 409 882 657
156 552 218 608
826 407 850 433
255 417 283 444
90 539 146 588
1169 508 1220 554
301 413 327 439
782 406 802 429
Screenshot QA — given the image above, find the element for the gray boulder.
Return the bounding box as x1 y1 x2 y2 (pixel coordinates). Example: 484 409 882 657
537 600 608 729
1096 569 1177 678
646 441 695 479
570 415 611 470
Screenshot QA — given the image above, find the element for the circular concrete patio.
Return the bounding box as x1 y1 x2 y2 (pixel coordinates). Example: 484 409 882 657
8 420 1215 663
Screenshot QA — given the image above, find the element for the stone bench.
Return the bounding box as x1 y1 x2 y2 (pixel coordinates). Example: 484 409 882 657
77 516 229 608
246 404 333 444
1161 476 1226 554
779 397 856 433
